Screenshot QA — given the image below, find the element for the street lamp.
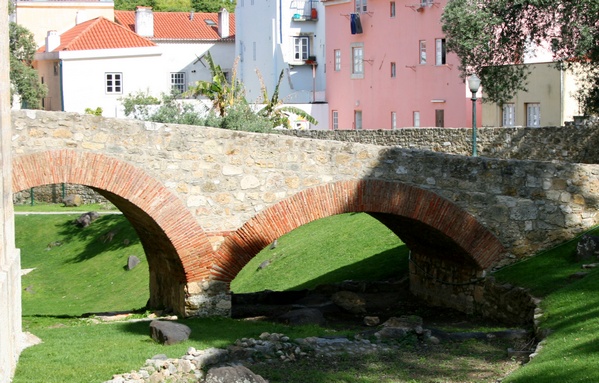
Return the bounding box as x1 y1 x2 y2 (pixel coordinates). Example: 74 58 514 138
468 74 481 157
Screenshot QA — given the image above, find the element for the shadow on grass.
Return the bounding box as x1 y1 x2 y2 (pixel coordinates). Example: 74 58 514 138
55 214 141 263
287 245 410 291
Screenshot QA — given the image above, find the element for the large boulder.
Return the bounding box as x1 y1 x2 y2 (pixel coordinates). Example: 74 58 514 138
204 366 268 383
331 291 366 314
278 308 326 326
75 211 100 228
576 234 599 261
149 320 191 345
63 194 83 207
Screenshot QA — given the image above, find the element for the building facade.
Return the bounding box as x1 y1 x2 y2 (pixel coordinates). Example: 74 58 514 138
235 0 328 129
323 0 480 129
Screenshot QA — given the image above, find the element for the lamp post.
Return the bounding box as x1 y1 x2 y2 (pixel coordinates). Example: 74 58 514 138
468 74 481 157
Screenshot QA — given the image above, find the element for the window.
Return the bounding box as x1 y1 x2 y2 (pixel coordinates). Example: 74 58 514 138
105 73 122 94
419 40 427 64
171 72 186 93
390 62 396 78
502 103 515 127
420 0 433 6
526 103 541 127
435 109 444 127
53 63 59 76
355 0 367 13
435 38 446 65
332 110 339 130
390 1 396 17
351 43 364 78
391 112 397 129
294 36 309 61
354 110 363 130
413 111 420 127
334 49 341 71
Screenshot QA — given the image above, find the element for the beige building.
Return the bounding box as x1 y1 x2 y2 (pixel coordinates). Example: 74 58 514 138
482 63 582 127
15 0 115 47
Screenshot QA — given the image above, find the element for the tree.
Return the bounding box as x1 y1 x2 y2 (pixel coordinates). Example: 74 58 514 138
186 51 245 117
9 22 47 109
442 0 599 115
256 69 318 128
191 0 236 13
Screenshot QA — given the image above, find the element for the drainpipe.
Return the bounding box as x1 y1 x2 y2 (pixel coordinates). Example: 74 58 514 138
59 60 64 111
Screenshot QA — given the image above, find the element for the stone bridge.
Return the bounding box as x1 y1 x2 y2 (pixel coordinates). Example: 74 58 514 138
11 110 599 317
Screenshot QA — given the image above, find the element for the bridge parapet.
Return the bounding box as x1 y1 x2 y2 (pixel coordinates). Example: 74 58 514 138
10 110 599 317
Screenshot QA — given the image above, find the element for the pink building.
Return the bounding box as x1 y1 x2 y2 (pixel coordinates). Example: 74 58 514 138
323 0 481 129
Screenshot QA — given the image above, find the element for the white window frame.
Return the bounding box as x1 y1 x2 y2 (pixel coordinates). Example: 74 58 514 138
332 110 339 130
419 40 427 64
334 49 341 71
502 103 515 127
351 43 364 79
391 111 397 129
435 38 446 65
294 36 310 61
526 103 541 127
354 110 363 130
355 0 367 13
390 62 396 78
413 111 420 127
171 72 186 94
105 72 122 94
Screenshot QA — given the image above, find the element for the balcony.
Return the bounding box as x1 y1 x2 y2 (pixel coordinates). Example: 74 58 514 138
291 0 319 21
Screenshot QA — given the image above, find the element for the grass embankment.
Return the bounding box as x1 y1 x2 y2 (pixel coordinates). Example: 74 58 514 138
12 205 599 382
494 226 599 383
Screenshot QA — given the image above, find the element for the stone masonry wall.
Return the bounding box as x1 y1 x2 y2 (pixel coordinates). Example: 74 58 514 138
13 184 108 205
280 122 599 164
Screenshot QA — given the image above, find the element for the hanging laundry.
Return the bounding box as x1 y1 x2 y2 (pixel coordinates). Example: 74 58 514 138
350 13 363 35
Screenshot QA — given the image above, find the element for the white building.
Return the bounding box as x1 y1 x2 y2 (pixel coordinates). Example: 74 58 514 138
32 7 236 118
235 0 328 129
115 8 236 97
34 17 164 117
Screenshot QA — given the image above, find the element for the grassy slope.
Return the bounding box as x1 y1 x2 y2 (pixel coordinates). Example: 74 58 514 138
495 226 599 383
231 212 409 293
17 213 148 316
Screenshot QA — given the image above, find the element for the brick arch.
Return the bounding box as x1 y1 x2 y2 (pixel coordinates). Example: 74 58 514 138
213 179 506 282
12 149 215 313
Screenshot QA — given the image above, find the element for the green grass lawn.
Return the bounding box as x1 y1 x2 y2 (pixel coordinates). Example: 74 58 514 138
231 212 409 293
12 204 599 383
17 213 147 316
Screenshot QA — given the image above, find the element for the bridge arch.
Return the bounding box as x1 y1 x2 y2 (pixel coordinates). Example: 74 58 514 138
12 149 215 315
214 179 506 313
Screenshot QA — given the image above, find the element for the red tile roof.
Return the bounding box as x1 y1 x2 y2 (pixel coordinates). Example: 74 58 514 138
40 17 156 52
115 10 235 41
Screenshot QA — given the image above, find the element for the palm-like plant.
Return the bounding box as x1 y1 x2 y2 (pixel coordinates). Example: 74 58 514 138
186 51 244 117
256 69 318 129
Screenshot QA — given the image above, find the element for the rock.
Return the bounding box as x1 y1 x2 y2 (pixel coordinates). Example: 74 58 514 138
193 347 230 369
331 291 366 314
149 320 191 345
204 365 268 383
258 260 271 270
575 234 599 261
374 326 408 340
63 194 83 207
75 211 99 228
127 255 141 270
382 315 423 331
278 308 326 326
363 316 380 327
